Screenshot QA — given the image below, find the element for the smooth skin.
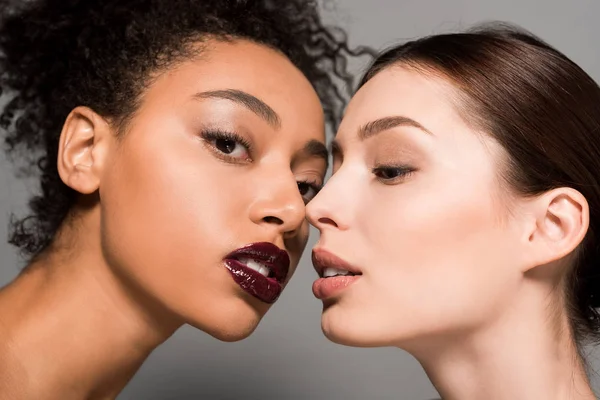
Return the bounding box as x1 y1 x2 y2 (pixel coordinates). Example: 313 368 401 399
308 66 594 400
0 39 327 399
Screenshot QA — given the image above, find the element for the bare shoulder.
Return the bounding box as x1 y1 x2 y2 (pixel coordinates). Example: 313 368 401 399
0 337 29 399
0 283 31 398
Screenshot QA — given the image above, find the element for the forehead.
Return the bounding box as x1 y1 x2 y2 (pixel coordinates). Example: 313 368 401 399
143 38 324 129
338 66 463 140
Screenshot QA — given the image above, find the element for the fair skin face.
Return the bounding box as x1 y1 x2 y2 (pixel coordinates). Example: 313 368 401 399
0 39 327 399
307 66 596 400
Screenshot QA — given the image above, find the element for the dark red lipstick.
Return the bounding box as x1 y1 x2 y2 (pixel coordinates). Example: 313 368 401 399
224 242 290 304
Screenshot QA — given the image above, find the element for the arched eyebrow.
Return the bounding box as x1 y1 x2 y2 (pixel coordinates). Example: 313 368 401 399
330 115 433 157
358 115 433 140
193 89 281 129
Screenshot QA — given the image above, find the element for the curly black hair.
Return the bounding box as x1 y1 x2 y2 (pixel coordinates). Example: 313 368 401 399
0 0 374 259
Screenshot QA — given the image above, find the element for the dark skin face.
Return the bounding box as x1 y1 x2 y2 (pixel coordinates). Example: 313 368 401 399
98 40 327 338
0 38 327 399
57 38 328 339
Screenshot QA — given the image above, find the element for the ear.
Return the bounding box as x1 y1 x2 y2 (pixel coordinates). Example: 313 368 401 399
520 188 589 272
57 107 111 194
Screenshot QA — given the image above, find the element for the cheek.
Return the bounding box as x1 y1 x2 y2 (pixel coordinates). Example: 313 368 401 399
102 137 244 257
97 134 254 310
354 171 520 331
290 222 310 268
97 134 275 338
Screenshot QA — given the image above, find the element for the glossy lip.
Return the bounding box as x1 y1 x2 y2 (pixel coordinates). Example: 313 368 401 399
312 248 362 301
312 248 363 278
224 242 291 304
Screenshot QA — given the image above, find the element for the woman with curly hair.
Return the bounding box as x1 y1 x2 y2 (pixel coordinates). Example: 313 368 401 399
0 0 371 397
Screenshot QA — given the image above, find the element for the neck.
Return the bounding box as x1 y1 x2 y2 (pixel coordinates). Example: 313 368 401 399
0 210 183 399
408 288 595 400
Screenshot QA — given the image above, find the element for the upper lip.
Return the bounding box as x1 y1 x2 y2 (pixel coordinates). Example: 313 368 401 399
225 242 290 284
312 248 362 278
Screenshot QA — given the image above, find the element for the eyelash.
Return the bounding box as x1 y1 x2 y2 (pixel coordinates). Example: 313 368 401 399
372 164 416 184
200 129 253 163
297 178 323 204
200 128 323 200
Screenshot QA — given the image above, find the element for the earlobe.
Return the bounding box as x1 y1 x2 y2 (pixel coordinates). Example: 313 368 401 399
57 107 110 194
522 188 589 272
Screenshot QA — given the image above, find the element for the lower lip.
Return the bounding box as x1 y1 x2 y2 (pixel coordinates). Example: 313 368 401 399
312 276 360 300
224 259 283 304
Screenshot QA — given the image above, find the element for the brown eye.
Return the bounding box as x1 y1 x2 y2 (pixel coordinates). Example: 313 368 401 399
372 165 415 183
215 138 238 154
201 129 251 161
375 168 401 179
297 181 321 203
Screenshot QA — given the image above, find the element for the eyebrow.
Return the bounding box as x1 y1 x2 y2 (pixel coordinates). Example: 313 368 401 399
330 115 432 156
302 139 329 169
193 89 282 129
358 115 433 140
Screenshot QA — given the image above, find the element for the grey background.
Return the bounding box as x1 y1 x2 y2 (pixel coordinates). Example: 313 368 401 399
2 0 600 399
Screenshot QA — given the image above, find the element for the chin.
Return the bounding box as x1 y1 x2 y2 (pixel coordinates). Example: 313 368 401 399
321 324 389 348
320 309 368 347
320 305 399 348
207 325 260 342
189 316 262 342
185 297 269 342
321 323 382 348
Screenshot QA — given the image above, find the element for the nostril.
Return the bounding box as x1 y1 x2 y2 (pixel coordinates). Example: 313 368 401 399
318 217 337 227
263 216 284 225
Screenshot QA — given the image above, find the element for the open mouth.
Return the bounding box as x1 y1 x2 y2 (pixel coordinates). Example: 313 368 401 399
235 257 275 278
321 267 360 278
312 249 362 300
312 249 362 278
224 242 290 304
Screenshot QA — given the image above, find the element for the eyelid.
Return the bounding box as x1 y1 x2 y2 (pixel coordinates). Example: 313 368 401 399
298 179 323 203
200 128 252 150
200 128 253 163
372 164 416 184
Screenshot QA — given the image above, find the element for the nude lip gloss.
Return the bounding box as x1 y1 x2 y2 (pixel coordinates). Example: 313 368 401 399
224 242 290 304
311 248 362 300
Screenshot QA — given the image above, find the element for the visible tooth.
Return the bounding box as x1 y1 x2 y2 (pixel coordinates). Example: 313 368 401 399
239 258 271 277
239 258 260 272
323 267 351 278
